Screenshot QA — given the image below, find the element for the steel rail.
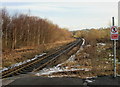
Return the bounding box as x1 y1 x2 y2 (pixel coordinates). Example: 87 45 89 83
1 39 82 78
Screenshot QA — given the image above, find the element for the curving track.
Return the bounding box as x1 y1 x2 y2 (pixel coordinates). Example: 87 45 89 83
1 38 83 79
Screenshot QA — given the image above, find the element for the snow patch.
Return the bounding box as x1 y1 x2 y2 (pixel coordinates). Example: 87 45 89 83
36 66 91 76
82 38 85 46
76 38 85 54
86 45 91 47
48 75 77 78
67 55 75 61
109 53 114 57
0 53 46 73
97 43 106 46
36 38 87 77
85 76 97 79
85 79 93 83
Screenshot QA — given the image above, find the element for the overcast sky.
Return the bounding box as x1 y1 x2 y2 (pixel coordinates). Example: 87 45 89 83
0 0 119 31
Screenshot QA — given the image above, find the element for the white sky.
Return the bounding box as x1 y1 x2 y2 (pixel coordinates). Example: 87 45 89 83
1 0 120 2
0 0 119 30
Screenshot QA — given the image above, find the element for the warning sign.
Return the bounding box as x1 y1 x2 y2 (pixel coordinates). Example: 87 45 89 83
111 26 118 34
111 26 119 40
111 34 119 40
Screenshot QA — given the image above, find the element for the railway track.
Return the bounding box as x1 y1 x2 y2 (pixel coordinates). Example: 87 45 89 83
1 39 83 79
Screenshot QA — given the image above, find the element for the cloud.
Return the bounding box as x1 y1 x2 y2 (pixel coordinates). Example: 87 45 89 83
1 3 69 12
6 6 65 12
0 2 118 30
2 2 117 13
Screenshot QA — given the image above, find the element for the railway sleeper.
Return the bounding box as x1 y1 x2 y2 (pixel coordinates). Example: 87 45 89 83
2 39 82 78
21 68 33 73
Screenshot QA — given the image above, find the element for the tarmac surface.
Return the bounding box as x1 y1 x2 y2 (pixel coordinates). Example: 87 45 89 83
87 76 120 86
2 75 120 87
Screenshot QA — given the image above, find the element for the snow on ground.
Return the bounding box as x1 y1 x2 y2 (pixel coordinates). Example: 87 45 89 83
85 76 97 79
86 45 91 47
97 43 106 46
36 65 91 76
76 38 85 54
82 38 85 46
47 75 77 78
109 53 114 57
85 79 93 83
84 77 97 83
36 39 88 77
67 55 75 61
0 53 46 73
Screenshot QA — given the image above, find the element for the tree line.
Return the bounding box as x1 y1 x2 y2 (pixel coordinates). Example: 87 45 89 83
73 28 120 44
1 8 72 51
73 27 120 48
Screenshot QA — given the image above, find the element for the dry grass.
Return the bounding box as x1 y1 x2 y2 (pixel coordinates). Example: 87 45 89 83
40 42 119 78
2 39 74 68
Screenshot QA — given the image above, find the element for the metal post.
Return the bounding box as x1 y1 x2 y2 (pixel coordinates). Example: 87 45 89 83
112 17 117 77
114 40 117 77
